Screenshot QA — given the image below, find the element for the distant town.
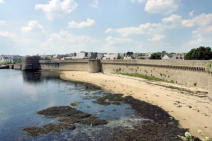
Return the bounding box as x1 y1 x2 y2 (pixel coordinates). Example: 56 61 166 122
0 51 185 63
1 46 212 64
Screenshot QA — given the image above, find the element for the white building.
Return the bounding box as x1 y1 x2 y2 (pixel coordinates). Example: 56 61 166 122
0 55 22 63
123 56 133 60
102 53 120 60
162 54 184 60
75 52 88 59
162 54 171 60
97 53 105 60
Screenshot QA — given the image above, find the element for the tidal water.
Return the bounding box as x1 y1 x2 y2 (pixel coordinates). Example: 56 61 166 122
0 70 144 141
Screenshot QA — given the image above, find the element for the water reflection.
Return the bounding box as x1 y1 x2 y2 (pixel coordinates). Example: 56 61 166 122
22 71 60 83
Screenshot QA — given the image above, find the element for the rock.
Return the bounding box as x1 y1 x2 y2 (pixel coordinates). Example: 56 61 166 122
23 106 108 136
23 123 76 137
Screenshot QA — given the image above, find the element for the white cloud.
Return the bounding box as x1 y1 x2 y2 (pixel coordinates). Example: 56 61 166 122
68 18 95 28
21 21 44 33
0 20 6 25
106 22 166 42
162 14 182 23
181 13 212 47
105 28 112 33
106 12 212 45
108 23 164 41
106 36 135 45
45 30 97 43
182 13 212 27
35 0 78 20
90 0 99 8
162 14 182 28
0 32 14 38
103 36 144 52
115 23 156 36
41 30 99 53
0 0 4 4
105 14 183 42
131 0 145 4
189 11 194 17
149 34 165 41
145 0 180 14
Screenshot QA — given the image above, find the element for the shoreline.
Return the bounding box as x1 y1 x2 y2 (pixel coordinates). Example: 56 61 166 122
60 71 212 139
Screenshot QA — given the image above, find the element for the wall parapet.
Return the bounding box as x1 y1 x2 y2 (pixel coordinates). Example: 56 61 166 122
101 60 212 73
40 59 89 64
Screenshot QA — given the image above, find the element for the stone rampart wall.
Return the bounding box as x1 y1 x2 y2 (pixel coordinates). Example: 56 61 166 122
40 60 89 71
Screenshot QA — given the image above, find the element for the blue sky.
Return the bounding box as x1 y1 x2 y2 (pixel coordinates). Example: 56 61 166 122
0 0 212 55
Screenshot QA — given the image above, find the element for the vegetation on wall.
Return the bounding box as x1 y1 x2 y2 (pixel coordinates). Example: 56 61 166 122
120 73 174 83
44 56 52 61
206 63 212 73
184 46 212 60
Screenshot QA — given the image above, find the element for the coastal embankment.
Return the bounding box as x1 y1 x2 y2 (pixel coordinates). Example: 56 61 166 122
60 71 212 139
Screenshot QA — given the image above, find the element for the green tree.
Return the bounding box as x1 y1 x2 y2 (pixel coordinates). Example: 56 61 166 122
44 56 51 61
126 52 134 56
150 52 162 59
184 46 212 60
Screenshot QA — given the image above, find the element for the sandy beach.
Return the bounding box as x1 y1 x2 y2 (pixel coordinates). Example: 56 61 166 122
60 71 212 139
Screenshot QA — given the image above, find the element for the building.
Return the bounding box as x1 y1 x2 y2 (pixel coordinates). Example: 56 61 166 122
0 55 22 63
87 52 97 59
97 53 105 60
0 55 12 62
123 56 133 60
102 53 120 60
75 52 88 59
162 54 171 60
162 54 185 60
136 53 151 60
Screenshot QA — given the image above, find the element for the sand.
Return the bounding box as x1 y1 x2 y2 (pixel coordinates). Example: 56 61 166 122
60 71 212 139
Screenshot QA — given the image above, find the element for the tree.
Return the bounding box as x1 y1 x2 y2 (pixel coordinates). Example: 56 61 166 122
44 56 51 61
126 52 134 56
184 46 212 60
150 52 162 59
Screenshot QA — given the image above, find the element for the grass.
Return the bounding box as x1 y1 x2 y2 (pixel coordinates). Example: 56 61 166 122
120 73 174 83
70 102 81 106
206 63 212 73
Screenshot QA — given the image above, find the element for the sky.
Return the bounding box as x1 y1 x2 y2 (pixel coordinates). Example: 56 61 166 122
0 0 212 55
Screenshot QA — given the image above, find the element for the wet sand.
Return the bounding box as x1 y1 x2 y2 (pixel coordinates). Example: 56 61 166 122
60 71 212 139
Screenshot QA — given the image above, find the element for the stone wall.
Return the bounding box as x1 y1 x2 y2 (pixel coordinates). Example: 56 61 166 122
14 64 22 70
40 60 89 71
101 60 211 90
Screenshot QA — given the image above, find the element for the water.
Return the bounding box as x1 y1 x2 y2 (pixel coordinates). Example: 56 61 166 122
0 70 144 141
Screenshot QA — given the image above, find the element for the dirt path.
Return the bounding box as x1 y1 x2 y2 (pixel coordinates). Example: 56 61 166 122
60 71 212 139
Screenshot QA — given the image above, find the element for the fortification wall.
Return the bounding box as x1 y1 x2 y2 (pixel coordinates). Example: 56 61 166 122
40 60 89 71
101 60 211 90
14 64 22 70
22 56 41 71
